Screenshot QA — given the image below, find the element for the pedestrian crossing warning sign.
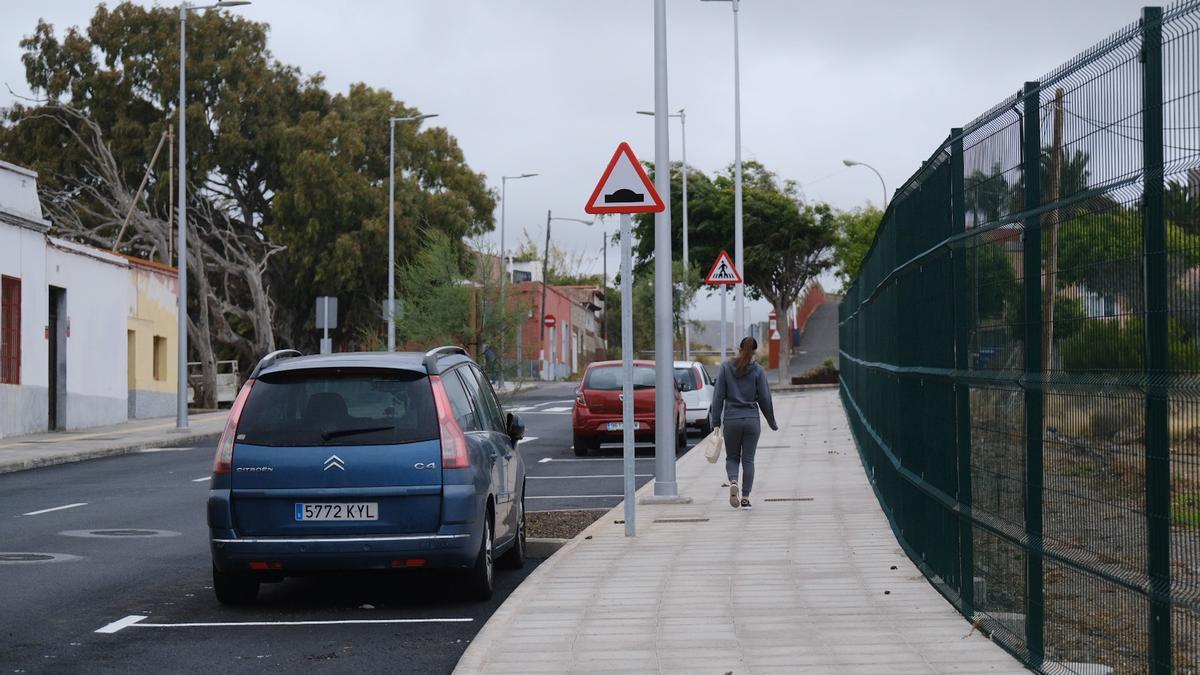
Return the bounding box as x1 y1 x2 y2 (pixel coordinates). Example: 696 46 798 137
705 250 742 285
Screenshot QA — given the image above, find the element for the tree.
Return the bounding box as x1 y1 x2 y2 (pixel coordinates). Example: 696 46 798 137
831 206 883 285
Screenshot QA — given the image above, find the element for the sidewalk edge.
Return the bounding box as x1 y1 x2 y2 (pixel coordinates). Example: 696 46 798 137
0 431 223 475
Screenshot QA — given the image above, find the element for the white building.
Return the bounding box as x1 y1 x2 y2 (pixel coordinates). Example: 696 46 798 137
0 160 177 438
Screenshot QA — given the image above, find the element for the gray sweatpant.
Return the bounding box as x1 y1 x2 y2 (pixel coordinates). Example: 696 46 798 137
723 417 761 496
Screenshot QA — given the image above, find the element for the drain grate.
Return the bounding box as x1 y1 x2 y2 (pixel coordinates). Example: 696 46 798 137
763 497 814 502
652 518 709 523
92 529 157 536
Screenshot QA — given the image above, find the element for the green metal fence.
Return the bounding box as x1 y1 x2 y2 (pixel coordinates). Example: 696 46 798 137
839 4 1200 673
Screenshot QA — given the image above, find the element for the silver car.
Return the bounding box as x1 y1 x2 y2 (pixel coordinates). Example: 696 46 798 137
673 360 715 434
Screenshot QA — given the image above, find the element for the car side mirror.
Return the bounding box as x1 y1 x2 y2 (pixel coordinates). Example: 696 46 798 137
507 413 525 442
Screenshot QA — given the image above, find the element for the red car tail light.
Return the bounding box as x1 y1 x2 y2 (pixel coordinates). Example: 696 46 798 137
430 375 470 469
575 388 588 408
212 379 255 474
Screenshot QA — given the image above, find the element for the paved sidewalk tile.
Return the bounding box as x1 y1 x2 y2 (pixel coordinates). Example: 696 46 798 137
454 388 1027 674
0 410 228 474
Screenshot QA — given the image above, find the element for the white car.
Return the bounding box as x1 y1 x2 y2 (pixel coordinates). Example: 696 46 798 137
673 360 715 434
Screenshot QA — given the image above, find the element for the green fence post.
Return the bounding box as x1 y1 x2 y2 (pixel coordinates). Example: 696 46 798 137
949 127 974 617
1021 80 1045 667
1141 6 1172 673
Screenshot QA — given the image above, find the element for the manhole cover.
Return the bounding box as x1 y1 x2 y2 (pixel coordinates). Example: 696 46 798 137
60 529 181 539
0 552 81 564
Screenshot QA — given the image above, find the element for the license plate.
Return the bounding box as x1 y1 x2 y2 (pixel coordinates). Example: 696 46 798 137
607 422 641 431
295 502 378 521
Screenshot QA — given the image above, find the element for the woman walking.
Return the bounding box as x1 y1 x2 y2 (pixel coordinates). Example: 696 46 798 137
709 337 778 509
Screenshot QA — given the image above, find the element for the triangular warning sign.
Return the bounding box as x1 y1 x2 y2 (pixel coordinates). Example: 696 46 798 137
705 250 742 285
584 142 665 214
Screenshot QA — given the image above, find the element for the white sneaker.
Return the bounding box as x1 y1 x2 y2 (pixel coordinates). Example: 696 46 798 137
729 481 740 508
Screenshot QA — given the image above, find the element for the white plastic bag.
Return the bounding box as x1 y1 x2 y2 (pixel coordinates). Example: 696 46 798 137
698 427 724 464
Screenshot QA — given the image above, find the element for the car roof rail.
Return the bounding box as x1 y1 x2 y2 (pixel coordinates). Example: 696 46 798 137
423 345 469 375
249 349 302 379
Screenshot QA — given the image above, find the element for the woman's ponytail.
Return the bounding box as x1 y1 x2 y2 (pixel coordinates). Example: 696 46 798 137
734 336 758 377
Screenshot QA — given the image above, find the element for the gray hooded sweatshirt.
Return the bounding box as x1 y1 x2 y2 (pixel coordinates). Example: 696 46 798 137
709 360 778 430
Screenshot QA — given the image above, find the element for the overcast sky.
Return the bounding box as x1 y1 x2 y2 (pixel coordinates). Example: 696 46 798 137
1 0 1151 323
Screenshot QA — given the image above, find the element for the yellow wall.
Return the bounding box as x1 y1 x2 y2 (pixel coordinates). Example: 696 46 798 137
126 264 178 395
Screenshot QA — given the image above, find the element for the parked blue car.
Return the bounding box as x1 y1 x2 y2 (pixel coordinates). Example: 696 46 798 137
207 346 527 604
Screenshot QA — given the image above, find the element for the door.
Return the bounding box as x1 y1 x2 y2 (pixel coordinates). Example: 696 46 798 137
455 365 512 539
466 365 518 513
47 287 66 431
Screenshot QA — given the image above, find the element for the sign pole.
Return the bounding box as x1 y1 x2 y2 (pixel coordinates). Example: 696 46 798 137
721 285 728 361
620 212 636 537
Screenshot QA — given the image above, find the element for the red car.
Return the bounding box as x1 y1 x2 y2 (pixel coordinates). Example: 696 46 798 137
572 360 687 456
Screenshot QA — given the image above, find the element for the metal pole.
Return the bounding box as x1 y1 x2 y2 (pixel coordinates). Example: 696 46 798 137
602 231 608 349
732 0 744 341
680 109 690 362
499 176 507 386
387 118 396 352
721 285 727 361
652 0 679 499
176 1 188 429
620 212 635 536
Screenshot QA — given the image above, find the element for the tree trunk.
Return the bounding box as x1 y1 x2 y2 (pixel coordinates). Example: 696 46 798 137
772 299 791 384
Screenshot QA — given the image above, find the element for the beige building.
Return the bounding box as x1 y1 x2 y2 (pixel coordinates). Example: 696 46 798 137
122 255 179 419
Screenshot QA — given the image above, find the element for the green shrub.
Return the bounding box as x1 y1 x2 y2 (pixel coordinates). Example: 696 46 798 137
1062 318 1200 371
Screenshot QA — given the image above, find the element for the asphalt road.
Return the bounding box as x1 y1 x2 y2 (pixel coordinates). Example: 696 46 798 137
0 444 539 674
500 381 698 513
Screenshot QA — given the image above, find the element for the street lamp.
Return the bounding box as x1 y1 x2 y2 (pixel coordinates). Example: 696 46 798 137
701 0 744 341
387 113 438 352
637 108 690 360
843 159 888 208
539 213 593 381
177 0 251 429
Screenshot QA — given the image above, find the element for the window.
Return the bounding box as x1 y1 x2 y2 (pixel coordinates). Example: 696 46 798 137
464 365 506 433
673 367 699 392
441 368 480 431
153 336 167 381
1 276 20 385
584 365 656 391
235 369 438 447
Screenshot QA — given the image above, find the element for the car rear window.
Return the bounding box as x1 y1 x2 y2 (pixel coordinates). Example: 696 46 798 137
584 365 656 390
673 367 699 391
236 368 438 447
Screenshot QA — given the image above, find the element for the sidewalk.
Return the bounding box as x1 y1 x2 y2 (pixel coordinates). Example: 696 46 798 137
455 388 1026 674
0 411 228 475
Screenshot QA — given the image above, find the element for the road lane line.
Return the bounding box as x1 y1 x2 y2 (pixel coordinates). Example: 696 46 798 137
516 437 539 444
541 406 572 413
526 495 625 500
540 457 656 463
191 476 210 483
528 474 652 479
96 615 148 634
22 502 87 516
103 617 474 631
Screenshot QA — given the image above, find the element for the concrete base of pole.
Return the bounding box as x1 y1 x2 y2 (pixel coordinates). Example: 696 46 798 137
638 494 694 505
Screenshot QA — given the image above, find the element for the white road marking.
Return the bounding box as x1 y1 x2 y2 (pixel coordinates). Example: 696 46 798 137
22 502 87 516
541 406 572 413
540 457 655 463
528 474 652 479
97 615 472 633
516 437 539 445
191 476 210 483
537 457 553 463
96 615 148 634
520 411 572 415
137 447 193 453
526 494 625 500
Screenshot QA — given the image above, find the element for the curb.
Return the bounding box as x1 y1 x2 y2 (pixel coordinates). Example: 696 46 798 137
0 430 223 476
769 382 839 393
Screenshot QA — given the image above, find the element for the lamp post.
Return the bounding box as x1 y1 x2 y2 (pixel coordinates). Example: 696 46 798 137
843 159 888 208
177 0 251 429
701 0 743 341
387 113 438 352
637 108 689 360
497 173 536 384
539 213 592 381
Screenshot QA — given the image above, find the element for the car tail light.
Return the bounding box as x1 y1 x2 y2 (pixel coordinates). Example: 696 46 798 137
248 561 283 570
429 375 470 469
212 379 255 474
391 559 426 568
575 388 587 408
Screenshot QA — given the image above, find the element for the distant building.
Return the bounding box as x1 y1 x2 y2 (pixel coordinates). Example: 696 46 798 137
0 160 178 438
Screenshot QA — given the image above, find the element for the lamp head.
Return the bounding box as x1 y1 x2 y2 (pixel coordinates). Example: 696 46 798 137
843 159 859 167
214 1 251 6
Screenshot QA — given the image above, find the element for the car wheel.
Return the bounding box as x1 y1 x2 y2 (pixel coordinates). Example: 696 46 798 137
212 565 259 605
467 517 495 601
676 423 687 451
699 419 712 435
499 492 527 570
573 434 590 457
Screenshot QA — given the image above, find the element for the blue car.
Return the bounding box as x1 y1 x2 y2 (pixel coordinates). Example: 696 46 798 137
207 346 527 604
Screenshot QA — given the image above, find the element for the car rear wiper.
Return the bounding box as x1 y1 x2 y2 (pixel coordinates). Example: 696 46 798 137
320 425 395 441
632 384 655 389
